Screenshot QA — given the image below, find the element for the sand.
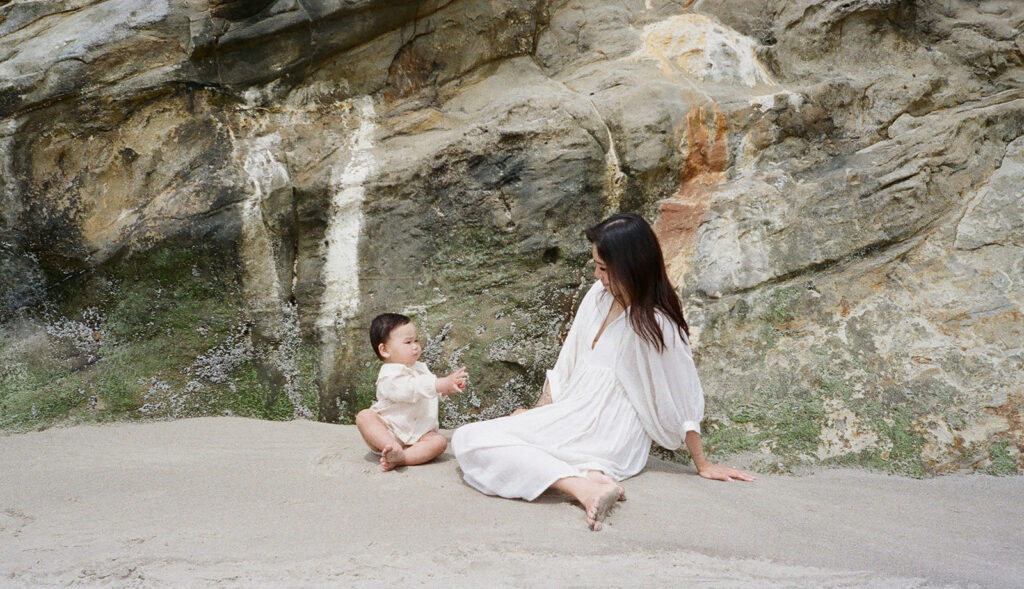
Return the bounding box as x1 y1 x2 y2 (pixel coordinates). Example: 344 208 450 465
2 417 1021 587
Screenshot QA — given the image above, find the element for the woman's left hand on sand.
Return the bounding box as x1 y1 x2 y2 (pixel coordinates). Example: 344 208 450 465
698 463 757 482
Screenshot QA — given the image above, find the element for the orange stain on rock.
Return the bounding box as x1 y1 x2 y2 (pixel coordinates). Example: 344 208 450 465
654 104 728 277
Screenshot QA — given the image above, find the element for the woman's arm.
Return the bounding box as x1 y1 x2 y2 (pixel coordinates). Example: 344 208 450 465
533 379 553 408
511 380 552 416
684 430 756 482
511 282 604 417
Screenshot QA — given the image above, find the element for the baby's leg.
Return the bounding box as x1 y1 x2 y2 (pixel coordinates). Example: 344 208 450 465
355 410 400 452
384 431 447 469
355 410 409 472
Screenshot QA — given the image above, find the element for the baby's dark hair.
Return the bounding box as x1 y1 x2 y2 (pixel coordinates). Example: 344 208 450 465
370 313 411 360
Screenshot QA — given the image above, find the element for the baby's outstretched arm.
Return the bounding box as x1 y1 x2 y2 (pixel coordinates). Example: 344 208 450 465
435 366 467 396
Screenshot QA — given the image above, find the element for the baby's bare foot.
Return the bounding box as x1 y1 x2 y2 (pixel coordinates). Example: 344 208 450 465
584 484 621 531
380 445 406 472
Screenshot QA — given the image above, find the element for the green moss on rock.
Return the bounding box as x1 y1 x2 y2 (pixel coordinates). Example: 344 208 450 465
0 243 318 431
981 441 1020 476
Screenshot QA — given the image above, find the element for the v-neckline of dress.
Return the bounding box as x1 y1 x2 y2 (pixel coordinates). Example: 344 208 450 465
592 302 626 350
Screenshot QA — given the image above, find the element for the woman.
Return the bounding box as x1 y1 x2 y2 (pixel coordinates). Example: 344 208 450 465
451 213 754 530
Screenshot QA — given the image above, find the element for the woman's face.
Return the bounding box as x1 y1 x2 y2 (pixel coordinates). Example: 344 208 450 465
593 243 630 305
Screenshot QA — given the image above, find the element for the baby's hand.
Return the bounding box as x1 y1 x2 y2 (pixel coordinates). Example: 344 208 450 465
436 367 468 396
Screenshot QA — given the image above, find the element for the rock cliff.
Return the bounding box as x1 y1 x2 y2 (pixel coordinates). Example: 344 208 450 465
1 0 1021 474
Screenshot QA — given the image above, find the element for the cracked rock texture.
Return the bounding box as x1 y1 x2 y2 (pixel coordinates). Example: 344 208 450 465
1 0 1021 474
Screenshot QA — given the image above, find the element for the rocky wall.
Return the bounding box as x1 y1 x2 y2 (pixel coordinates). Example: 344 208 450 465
0 0 1020 474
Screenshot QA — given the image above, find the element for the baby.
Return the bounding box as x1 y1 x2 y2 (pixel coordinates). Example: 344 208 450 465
355 313 467 471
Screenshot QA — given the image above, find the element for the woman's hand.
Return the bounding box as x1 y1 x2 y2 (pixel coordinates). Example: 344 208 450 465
684 430 756 482
509 379 556 416
697 463 756 482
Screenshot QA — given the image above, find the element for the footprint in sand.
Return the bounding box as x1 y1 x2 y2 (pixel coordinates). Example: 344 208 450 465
1 508 36 537
308 448 378 477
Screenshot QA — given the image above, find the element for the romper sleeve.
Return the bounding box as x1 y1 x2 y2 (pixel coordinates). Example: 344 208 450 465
376 364 438 403
616 312 705 449
545 281 603 403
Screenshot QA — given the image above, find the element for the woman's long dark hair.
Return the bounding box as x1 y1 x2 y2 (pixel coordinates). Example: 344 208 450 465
585 213 689 351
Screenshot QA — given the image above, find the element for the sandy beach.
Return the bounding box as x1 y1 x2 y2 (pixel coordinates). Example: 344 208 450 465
2 417 1021 587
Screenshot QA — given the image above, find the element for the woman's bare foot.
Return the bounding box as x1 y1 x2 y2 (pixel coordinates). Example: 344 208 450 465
380 444 406 472
587 470 626 501
584 484 621 531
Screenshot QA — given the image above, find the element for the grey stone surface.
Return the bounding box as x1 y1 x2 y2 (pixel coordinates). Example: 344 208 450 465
955 136 1024 251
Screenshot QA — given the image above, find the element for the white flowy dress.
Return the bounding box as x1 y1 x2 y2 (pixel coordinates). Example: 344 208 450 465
452 281 706 501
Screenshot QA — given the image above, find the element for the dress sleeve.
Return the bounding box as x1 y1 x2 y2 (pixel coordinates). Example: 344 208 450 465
616 313 705 449
545 281 602 403
376 369 437 403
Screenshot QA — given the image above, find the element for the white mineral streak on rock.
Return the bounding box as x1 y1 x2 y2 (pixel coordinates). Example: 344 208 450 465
749 91 805 113
587 100 627 216
241 132 289 312
639 14 774 87
240 134 312 419
0 118 16 139
241 80 346 111
0 119 16 214
317 96 377 337
241 81 285 107
283 81 349 109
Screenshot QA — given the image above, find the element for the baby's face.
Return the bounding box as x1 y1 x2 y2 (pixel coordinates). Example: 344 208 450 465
381 322 422 367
